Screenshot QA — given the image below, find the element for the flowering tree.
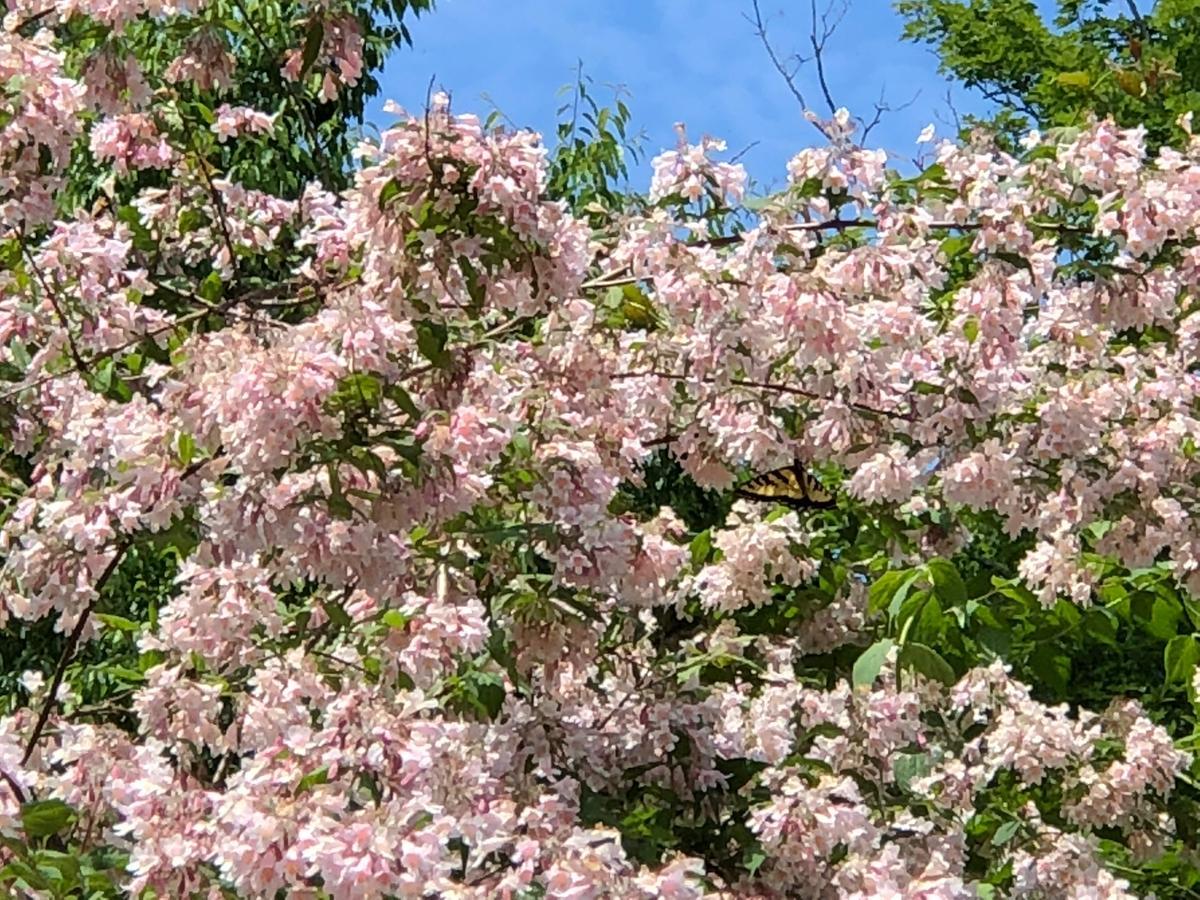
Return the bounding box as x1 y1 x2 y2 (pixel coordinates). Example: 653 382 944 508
0 0 1199 896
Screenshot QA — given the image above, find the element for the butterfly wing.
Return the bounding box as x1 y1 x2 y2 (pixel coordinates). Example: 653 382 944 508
735 462 835 510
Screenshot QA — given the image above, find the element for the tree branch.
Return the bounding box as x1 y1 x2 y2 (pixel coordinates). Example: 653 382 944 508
21 541 131 765
22 243 88 375
808 0 845 115
19 453 217 765
748 0 809 111
612 369 913 421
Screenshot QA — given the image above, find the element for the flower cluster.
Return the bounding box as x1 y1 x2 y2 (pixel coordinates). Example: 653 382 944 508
0 2 1197 895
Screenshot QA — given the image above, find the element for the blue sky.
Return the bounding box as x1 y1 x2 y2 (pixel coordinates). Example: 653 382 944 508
368 1 996 191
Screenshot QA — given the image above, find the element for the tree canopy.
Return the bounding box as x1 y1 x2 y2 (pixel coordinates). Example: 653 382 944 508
898 0 1200 146
0 0 1198 897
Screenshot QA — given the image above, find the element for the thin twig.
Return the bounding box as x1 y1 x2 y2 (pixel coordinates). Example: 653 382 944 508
14 8 53 31
1 306 203 402
17 453 216 765
228 0 333 179
400 315 534 381
0 271 322 402
579 217 982 290
861 86 922 143
612 369 912 421
186 146 241 282
21 541 131 765
1124 0 1147 28
808 0 843 116
22 243 88 374
749 0 807 110
0 768 26 804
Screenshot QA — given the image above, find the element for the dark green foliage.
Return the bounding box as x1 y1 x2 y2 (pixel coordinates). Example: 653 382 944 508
0 546 177 721
612 451 733 533
897 0 1200 147
544 66 645 222
56 0 434 211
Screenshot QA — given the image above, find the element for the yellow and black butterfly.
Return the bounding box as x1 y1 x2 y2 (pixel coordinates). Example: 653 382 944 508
735 461 836 510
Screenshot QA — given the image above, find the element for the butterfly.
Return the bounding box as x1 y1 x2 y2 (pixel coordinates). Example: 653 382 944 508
734 461 836 510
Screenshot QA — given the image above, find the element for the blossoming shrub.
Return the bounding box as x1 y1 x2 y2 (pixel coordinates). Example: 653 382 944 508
0 0 1198 896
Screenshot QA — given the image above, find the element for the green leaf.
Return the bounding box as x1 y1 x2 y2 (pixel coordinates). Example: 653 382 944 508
475 673 505 718
1084 610 1118 645
176 431 196 467
416 320 450 369
295 767 329 795
690 529 712 567
869 569 920 616
618 284 659 329
1138 593 1182 640
93 357 114 393
1114 69 1145 97
926 558 967 607
899 642 956 685
1164 634 1200 687
9 339 30 370
32 849 79 888
962 316 979 344
992 576 1037 606
104 665 146 684
321 599 352 629
852 639 894 688
1029 646 1070 696
381 609 411 630
386 383 420 419
198 271 223 304
1055 71 1091 88
378 179 402 211
893 751 932 791
744 849 768 874
994 251 1032 272
976 625 1011 658
300 21 325 76
868 569 906 614
192 102 215 125
992 820 1020 846
21 799 76 838
458 256 487 311
0 860 50 891
95 613 139 633
177 208 206 235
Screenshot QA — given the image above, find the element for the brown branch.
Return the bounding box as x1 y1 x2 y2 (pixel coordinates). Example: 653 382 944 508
14 8 53 32
21 541 130 765
644 434 679 448
0 768 27 805
1124 0 1147 29
747 0 831 140
186 147 241 282
612 369 912 421
22 243 88 375
401 314 535 381
1 305 204 402
18 452 218 765
228 0 332 180
861 86 922 144
808 0 845 116
0 272 325 402
580 217 982 290
749 0 808 110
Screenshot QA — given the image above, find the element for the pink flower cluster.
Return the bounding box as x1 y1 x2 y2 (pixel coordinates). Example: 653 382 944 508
0 6 1197 893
